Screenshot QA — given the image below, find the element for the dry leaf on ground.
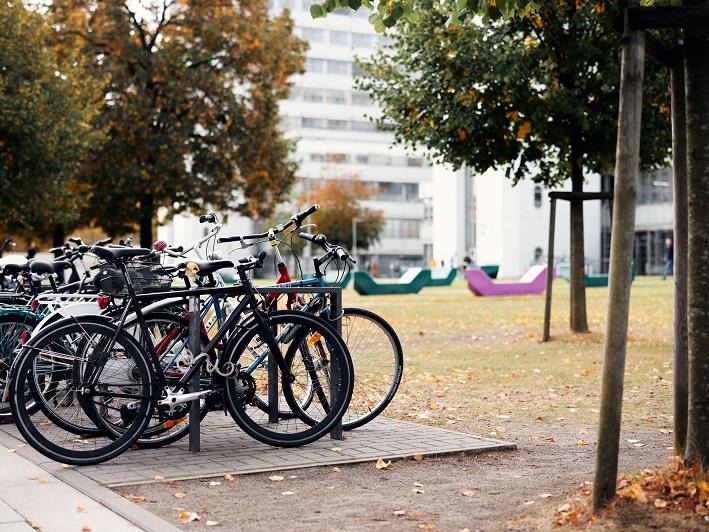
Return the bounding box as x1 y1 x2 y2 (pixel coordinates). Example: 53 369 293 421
123 494 145 503
270 475 285 482
376 458 392 470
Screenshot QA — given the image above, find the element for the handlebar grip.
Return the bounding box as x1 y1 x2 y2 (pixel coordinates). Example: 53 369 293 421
299 232 327 245
218 236 241 243
96 237 113 246
68 237 83 245
291 204 320 225
49 246 63 254
78 245 90 253
199 213 217 224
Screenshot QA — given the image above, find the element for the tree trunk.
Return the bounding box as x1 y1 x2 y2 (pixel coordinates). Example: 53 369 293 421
139 194 154 249
569 138 589 333
670 47 689 455
593 26 645 510
683 9 709 468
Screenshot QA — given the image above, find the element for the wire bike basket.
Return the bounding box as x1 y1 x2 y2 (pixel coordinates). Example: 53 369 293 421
96 262 172 296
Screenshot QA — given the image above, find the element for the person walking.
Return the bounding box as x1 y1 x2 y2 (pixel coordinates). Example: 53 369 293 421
663 237 674 280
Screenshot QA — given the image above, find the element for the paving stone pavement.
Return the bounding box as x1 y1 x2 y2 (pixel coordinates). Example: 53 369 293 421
0 414 515 489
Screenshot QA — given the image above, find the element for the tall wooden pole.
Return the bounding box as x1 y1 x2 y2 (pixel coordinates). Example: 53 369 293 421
593 22 645 509
543 197 557 342
670 45 688 455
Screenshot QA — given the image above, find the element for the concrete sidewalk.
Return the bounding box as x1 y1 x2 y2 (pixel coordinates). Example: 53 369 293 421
0 416 515 531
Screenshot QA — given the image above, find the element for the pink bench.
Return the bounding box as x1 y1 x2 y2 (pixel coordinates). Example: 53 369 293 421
466 265 556 296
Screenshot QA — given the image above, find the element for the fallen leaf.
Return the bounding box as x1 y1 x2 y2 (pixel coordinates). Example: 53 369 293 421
209 481 221 487
375 458 392 470
578 440 589 446
634 443 646 448
77 506 88 513
497 415 510 419
224 474 235 482
123 494 145 503
31 524 43 530
539 494 553 499
413 488 425 494
81 526 91 532
411 513 427 518
462 491 476 497
289 475 298 479
332 467 341 472
38 479 49 484
557 503 571 513
524 501 535 505
282 491 295 496
579 429 588 435
6 449 16 453
27 476 38 480
174 493 186 499
545 436 555 442
414 482 424 488
270 475 284 482
627 439 639 443
393 510 406 516
417 525 435 530
179 512 200 523
331 447 343 452
154 476 166 482
654 499 668 508
412 453 423 461
206 521 219 526
60 464 70 469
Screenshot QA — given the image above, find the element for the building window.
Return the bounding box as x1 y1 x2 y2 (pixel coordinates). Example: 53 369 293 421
327 60 350 75
329 30 349 46
352 33 373 48
309 153 325 162
325 153 349 163
305 58 325 72
302 88 324 103
383 219 421 239
534 186 542 208
301 117 324 128
351 91 370 106
301 27 324 42
326 90 346 104
327 119 348 130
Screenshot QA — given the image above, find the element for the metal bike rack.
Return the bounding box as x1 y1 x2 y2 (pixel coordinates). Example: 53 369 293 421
187 286 344 452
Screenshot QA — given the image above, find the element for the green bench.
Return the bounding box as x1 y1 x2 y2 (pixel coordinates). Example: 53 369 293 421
427 267 457 287
353 268 431 295
557 263 635 288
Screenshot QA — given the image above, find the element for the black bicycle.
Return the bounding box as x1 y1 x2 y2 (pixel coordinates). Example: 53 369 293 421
10 243 354 465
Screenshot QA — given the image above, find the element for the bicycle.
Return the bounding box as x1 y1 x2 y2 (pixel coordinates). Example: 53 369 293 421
9 244 354 465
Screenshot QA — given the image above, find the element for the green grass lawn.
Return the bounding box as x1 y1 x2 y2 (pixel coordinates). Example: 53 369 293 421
340 275 674 435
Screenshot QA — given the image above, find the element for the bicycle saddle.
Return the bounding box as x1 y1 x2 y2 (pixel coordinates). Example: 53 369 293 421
186 259 234 277
91 246 152 262
28 260 72 275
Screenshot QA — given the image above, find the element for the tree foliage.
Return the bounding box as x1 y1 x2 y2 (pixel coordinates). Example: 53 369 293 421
0 2 102 241
48 0 307 245
356 0 672 187
304 175 385 252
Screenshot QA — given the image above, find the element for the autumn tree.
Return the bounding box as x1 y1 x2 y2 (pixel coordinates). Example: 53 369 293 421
48 0 307 246
355 0 672 333
303 175 384 253
0 2 102 242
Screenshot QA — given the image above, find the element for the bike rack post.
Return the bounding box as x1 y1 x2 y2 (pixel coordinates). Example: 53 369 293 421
188 295 201 452
329 287 343 440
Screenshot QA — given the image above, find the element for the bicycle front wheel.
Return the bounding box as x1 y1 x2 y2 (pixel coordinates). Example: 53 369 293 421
224 311 353 447
0 313 39 417
10 319 155 465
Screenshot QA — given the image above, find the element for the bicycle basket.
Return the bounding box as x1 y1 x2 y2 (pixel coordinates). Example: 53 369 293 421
97 262 173 296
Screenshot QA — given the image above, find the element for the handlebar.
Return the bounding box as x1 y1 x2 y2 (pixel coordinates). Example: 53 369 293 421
299 232 355 267
218 205 320 244
199 213 218 224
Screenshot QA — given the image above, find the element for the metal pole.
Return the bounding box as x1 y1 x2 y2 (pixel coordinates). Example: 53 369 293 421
188 295 201 452
352 219 358 270
330 287 343 440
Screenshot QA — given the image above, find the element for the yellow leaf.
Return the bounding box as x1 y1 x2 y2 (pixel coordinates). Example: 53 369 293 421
578 440 589 446
412 453 423 461
38 479 50 483
224 474 235 482
462 491 475 497
376 458 392 470
332 467 341 472
209 481 221 487
154 476 166 482
393 510 406 516
654 499 668 508
179 512 200 523
517 121 532 140
331 447 343 452
545 436 555 442
174 493 186 499
270 475 284 482
123 494 145 503
698 480 709 493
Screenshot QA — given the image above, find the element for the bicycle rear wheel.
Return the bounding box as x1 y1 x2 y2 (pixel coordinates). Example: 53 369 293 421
10 319 154 465
224 311 353 447
337 308 403 430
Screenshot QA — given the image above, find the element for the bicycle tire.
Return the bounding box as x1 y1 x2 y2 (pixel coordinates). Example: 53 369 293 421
0 313 39 417
336 308 403 430
223 310 353 447
125 312 210 449
10 318 155 465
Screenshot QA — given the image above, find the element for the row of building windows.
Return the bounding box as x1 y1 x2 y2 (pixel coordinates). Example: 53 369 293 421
287 87 371 106
307 153 426 168
382 219 421 239
280 116 381 132
272 0 387 23
638 167 673 205
295 26 380 49
304 58 364 76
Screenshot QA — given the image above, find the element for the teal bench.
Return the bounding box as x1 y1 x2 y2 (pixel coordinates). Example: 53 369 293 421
557 263 635 288
353 268 431 295
426 267 457 287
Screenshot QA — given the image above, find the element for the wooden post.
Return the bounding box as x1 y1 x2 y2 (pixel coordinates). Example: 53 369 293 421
593 22 645 510
543 196 557 342
670 45 688 455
